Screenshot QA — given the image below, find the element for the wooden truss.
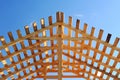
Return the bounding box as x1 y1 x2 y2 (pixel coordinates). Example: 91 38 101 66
0 12 120 80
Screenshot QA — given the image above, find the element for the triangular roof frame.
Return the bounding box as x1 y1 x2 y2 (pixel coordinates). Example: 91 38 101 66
0 12 120 80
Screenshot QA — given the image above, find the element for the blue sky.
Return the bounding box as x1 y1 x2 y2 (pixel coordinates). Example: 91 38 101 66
0 0 120 80
0 0 120 44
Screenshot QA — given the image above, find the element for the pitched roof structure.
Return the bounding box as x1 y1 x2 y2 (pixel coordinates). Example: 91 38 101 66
0 12 120 80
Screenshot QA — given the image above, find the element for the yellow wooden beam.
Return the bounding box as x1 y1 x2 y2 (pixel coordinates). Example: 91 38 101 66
0 23 57 50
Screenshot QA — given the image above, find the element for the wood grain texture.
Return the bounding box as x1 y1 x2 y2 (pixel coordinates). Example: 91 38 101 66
0 12 119 80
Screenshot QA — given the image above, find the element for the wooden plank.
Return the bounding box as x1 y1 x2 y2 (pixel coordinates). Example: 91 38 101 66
105 33 112 43
92 29 103 66
32 22 42 77
0 23 57 50
87 67 92 79
83 23 88 32
56 12 60 22
72 19 80 69
79 23 88 70
28 36 90 41
61 12 64 22
40 18 45 28
76 19 80 29
33 75 85 78
32 68 85 73
68 16 72 26
57 12 63 80
49 16 55 69
96 29 104 49
41 19 48 80
85 27 95 78
67 16 72 67
33 22 37 31
0 50 2 58
49 16 52 25
57 26 63 80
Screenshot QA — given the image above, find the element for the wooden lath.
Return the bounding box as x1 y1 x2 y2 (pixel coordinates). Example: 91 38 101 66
0 12 120 80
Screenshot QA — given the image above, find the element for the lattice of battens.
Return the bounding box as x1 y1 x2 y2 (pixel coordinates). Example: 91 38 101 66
0 12 120 80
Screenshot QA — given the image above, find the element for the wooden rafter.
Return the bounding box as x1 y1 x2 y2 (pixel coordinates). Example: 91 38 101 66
0 12 120 80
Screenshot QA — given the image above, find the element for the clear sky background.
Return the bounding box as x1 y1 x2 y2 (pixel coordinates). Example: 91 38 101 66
0 0 120 80
0 0 120 43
